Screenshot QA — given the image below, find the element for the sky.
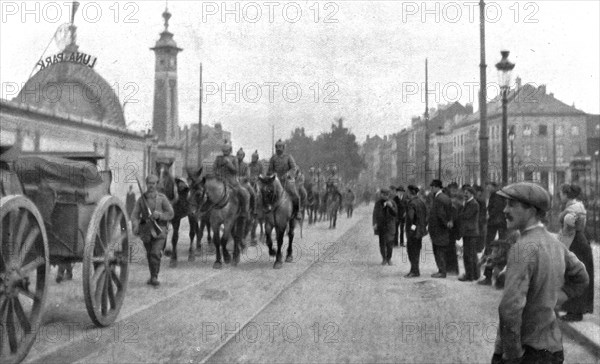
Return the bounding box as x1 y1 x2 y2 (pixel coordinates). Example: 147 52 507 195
1 1 599 158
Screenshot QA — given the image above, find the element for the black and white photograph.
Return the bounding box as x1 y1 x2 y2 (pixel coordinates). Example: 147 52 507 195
0 1 599 363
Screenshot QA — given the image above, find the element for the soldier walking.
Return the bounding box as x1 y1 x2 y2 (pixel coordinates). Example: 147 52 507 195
131 175 174 287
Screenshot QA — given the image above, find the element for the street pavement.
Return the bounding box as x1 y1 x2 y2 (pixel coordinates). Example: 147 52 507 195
22 205 599 363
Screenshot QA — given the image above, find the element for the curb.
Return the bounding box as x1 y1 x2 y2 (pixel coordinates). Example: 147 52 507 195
560 320 600 358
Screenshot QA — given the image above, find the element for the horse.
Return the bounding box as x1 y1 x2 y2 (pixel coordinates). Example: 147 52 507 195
247 179 265 244
295 171 307 223
257 174 296 269
189 169 246 269
324 183 343 229
304 181 320 225
167 177 212 267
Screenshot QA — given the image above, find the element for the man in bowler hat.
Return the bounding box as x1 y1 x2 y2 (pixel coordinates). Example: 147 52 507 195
373 188 398 265
428 179 453 278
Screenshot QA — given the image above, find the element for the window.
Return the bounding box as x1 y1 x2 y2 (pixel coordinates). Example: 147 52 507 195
538 124 547 136
557 144 564 164
556 125 564 136
523 125 532 136
539 145 547 162
524 145 532 158
571 126 579 136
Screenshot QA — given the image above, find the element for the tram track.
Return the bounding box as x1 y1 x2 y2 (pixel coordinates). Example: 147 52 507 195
197 222 362 364
25 207 367 363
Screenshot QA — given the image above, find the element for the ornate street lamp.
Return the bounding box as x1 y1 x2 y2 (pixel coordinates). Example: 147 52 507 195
495 50 515 186
509 125 515 182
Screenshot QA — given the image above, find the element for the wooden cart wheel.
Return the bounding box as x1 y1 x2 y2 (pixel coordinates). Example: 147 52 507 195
0 195 49 364
83 196 130 327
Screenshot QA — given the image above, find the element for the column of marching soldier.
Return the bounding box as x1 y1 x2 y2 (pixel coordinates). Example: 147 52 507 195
372 178 594 364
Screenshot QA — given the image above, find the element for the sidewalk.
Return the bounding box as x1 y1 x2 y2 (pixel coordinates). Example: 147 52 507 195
559 241 600 357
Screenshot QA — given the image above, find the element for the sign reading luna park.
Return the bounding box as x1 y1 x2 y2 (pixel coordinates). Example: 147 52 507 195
36 51 98 71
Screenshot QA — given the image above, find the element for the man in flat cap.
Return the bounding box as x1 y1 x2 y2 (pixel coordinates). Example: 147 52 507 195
405 185 427 277
428 179 453 278
372 187 398 265
492 182 589 364
131 174 175 287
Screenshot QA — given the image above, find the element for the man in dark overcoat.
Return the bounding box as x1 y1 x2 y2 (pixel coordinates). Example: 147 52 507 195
428 179 452 278
393 186 407 247
480 181 508 285
372 188 398 266
458 185 480 281
405 185 428 277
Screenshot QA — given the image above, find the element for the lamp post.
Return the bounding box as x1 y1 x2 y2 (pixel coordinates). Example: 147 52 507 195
595 150 599 240
495 50 515 186
509 126 515 182
437 126 444 180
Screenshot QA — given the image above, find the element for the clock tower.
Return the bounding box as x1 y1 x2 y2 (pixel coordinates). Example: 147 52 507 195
151 8 182 144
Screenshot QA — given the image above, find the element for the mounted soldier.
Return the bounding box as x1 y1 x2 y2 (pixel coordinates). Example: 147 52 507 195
213 140 250 219
237 148 257 217
248 150 264 184
268 139 301 220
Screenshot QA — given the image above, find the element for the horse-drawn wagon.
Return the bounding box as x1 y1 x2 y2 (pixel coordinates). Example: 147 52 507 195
0 146 130 364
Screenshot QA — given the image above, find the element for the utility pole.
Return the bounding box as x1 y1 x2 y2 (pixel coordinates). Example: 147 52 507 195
197 63 203 169
479 0 489 186
271 124 275 156
424 58 430 185
552 122 557 197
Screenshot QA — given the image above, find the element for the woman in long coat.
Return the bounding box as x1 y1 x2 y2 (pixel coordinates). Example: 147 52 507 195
558 184 594 321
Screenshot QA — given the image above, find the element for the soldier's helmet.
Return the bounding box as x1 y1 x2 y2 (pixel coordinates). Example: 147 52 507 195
222 139 232 154
275 139 285 153
237 148 245 159
252 150 259 161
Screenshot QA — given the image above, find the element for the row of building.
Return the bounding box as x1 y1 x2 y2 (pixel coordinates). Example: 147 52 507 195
359 78 600 198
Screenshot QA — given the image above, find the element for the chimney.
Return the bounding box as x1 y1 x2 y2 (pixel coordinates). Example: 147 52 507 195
465 103 474 114
515 76 522 90
539 85 546 95
215 122 223 140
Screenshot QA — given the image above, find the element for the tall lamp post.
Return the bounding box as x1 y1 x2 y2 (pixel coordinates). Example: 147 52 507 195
437 126 444 180
495 50 515 186
509 126 515 182
595 150 599 241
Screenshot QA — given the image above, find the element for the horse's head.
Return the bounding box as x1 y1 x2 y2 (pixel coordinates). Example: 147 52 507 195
258 174 282 208
186 167 207 216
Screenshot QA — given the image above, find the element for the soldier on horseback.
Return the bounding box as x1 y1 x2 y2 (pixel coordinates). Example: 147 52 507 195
237 148 257 217
249 150 264 183
213 140 250 219
268 139 301 220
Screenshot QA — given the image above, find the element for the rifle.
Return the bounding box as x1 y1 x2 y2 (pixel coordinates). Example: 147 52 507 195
136 177 163 239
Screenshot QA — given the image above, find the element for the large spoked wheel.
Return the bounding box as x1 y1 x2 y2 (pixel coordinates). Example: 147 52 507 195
83 196 129 327
0 195 49 364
